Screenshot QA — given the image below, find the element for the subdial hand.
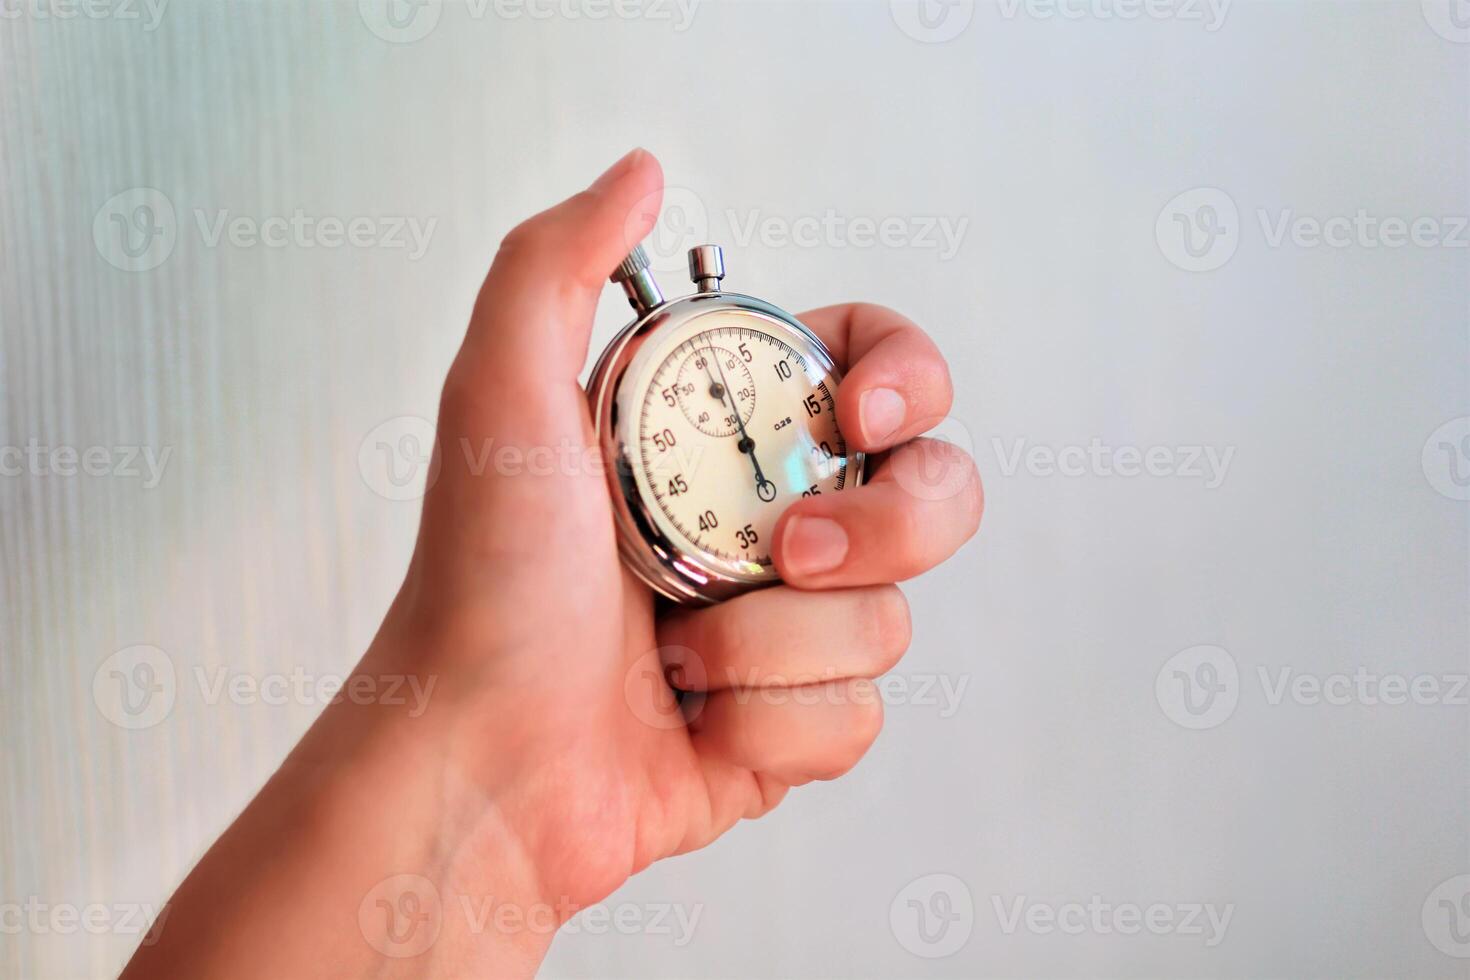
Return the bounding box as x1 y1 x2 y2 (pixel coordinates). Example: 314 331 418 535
694 346 727 405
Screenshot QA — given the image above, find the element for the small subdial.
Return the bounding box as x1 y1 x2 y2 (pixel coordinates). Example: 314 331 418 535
675 346 756 437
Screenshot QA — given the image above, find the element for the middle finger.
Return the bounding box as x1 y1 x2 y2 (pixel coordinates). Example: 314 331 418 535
656 584 911 692
773 436 983 590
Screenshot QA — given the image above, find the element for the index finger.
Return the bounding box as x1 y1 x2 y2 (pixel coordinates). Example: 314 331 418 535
797 303 954 454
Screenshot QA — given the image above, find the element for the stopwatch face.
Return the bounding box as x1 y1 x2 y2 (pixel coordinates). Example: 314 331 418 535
618 306 857 587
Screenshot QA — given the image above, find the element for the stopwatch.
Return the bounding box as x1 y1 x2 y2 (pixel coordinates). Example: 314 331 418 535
588 243 865 605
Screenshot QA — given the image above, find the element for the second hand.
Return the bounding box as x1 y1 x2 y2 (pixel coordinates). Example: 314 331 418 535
705 345 776 502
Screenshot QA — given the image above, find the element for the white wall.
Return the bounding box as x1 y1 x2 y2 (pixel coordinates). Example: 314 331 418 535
1 1 1466 976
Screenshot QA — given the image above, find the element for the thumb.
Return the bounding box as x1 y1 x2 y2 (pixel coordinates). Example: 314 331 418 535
456 148 663 395
414 151 662 597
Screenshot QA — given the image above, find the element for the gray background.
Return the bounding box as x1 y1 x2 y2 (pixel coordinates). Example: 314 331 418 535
2 1 1467 976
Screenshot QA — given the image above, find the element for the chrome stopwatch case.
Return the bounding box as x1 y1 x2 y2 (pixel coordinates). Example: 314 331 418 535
588 243 865 605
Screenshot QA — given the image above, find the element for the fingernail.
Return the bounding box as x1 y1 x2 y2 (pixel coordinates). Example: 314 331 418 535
592 148 645 190
859 387 906 444
782 516 849 576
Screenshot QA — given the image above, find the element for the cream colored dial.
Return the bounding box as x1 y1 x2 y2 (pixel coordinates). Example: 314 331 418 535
637 317 852 576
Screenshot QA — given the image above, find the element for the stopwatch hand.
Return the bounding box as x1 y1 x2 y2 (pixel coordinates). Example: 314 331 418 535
710 349 772 496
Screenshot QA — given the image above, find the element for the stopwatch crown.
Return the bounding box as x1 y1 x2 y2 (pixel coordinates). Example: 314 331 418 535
611 244 665 314
611 245 651 283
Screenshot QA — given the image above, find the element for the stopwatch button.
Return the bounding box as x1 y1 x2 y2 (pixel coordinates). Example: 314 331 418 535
688 244 725 292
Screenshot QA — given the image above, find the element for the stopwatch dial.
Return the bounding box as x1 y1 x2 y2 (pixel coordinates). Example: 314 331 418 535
674 346 756 437
638 322 851 574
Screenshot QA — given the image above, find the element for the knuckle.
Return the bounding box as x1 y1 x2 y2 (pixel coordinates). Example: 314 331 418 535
955 451 985 534
437 366 483 428
814 691 885 782
901 436 983 531
862 586 911 674
496 215 548 260
497 193 599 266
906 434 963 461
853 301 896 324
888 503 932 580
910 351 954 416
494 211 570 277
844 686 886 754
711 607 758 684
937 361 956 416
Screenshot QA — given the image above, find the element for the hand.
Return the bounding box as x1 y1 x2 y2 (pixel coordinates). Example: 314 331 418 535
122 149 982 978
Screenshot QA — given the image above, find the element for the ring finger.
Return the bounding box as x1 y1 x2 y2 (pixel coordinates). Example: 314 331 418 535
773 437 983 590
